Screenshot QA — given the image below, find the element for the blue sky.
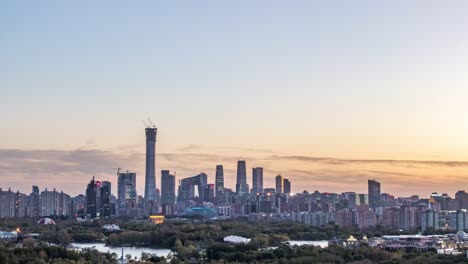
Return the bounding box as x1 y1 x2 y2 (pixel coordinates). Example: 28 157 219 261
2 1 468 196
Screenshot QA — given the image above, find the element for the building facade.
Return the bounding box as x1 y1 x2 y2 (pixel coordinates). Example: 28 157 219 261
368 180 381 209
236 161 249 195
161 170 176 205
117 171 137 209
215 165 224 198
252 167 263 194
144 127 157 207
283 178 291 194
275 175 283 194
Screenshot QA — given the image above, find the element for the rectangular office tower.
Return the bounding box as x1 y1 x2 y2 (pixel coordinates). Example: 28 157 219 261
161 170 176 205
283 178 291 194
117 171 137 208
368 179 381 209
252 167 263 194
85 177 97 218
145 127 157 207
236 160 249 195
101 181 111 217
215 165 224 197
275 175 283 194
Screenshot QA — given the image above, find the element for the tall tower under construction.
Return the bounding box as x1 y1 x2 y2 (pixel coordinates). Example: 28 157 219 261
145 126 157 207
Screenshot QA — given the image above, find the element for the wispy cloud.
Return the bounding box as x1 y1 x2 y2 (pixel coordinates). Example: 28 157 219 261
175 144 203 152
1 149 468 197
269 155 468 168
219 146 274 154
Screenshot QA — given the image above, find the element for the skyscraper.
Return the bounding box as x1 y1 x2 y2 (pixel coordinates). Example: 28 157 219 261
283 178 291 194
117 171 137 208
177 173 208 206
145 126 157 207
215 165 224 197
368 179 381 209
236 161 249 195
161 170 176 205
252 167 263 194
85 177 97 218
101 181 111 217
275 175 283 194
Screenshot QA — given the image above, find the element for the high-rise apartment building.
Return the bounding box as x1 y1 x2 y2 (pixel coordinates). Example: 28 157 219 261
252 167 263 194
39 188 71 217
14 191 27 217
57 191 72 216
275 175 283 194
455 191 468 210
28 186 40 217
399 206 417 231
368 179 381 209
40 188 56 217
0 188 14 218
421 209 439 232
236 161 249 195
341 192 358 208
72 194 86 216
144 126 157 207
161 170 176 205
354 204 377 229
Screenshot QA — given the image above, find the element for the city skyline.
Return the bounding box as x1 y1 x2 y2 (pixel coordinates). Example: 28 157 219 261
3 131 468 197
2 142 468 198
3 2 468 197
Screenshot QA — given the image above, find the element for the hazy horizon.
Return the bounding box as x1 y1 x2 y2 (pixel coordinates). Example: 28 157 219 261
2 1 468 197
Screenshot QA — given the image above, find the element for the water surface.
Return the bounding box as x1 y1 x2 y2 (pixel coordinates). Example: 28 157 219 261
70 243 171 259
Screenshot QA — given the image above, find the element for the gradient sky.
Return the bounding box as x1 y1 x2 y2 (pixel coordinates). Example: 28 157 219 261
2 1 468 197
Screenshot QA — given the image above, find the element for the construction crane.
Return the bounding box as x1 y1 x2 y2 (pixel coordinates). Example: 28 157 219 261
147 117 156 127
142 118 156 128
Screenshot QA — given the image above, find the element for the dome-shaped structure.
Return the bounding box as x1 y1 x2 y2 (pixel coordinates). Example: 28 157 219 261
37 217 56 225
457 231 468 239
224 235 251 244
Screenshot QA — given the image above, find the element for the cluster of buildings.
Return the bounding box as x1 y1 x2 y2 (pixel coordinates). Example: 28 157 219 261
287 180 468 234
0 125 292 219
0 186 74 218
343 231 468 255
2 125 468 237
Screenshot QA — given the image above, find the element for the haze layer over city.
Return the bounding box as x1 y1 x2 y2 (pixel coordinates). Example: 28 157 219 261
2 1 468 198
